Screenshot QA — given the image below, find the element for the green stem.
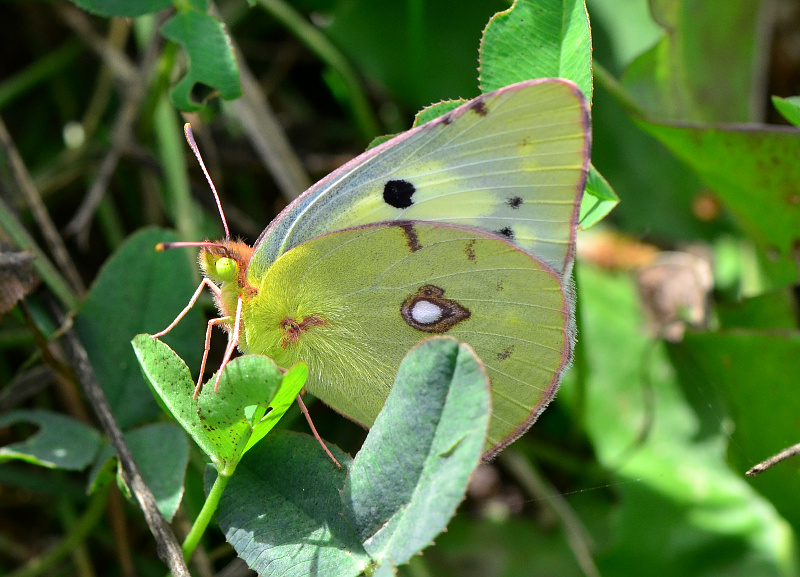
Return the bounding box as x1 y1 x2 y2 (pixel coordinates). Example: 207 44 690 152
56 498 96 577
0 41 84 110
133 15 199 246
181 471 230 562
96 196 126 252
7 484 109 577
153 94 203 244
592 61 646 117
254 0 381 141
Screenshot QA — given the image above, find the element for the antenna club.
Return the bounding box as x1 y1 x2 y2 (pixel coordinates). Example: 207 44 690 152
184 123 197 148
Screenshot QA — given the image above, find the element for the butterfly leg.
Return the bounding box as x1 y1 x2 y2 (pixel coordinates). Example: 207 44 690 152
192 315 232 398
295 394 341 468
212 295 243 393
152 277 221 339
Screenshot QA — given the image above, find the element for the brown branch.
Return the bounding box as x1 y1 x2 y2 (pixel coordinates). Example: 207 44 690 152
0 115 86 296
55 4 138 84
746 442 800 476
49 299 190 577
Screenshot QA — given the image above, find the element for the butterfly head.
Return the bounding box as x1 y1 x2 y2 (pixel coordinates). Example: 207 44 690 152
198 239 255 289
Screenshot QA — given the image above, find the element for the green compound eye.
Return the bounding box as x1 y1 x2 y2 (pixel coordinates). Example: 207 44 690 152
215 257 238 282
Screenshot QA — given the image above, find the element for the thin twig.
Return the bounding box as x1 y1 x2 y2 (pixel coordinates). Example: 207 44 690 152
20 300 91 424
0 115 86 296
106 489 137 577
64 25 161 246
254 0 380 141
205 2 311 201
500 450 600 577
49 299 190 577
56 4 138 84
232 54 312 201
746 442 800 476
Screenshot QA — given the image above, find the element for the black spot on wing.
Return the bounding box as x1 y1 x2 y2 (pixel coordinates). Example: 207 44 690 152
470 98 488 117
497 227 515 239
497 345 515 361
383 179 416 209
464 240 476 261
507 196 523 209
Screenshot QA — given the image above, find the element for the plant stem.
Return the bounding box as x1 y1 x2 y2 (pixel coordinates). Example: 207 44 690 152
153 93 203 244
592 61 646 116
254 0 381 141
181 471 231 562
0 41 83 109
7 484 109 577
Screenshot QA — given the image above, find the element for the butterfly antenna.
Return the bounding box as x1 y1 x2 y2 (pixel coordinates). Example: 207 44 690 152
184 123 230 240
155 240 226 252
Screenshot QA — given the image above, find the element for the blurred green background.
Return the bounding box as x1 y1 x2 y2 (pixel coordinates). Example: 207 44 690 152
1 0 800 576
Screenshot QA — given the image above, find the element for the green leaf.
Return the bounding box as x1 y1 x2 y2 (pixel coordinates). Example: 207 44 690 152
772 96 800 128
413 99 467 126
242 361 308 453
343 337 491 567
215 337 490 575
635 119 800 285
75 228 205 430
321 0 507 108
215 431 368 577
196 355 286 475
479 0 593 102
717 289 799 330
621 0 761 122
579 164 619 229
372 561 397 577
585 0 662 71
161 8 242 112
132 334 216 458
671 331 800 538
132 335 295 475
0 409 101 471
560 264 794 576
68 0 173 17
591 80 719 243
88 423 189 521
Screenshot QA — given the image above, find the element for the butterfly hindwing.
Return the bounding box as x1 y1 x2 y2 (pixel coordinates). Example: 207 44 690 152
242 222 571 453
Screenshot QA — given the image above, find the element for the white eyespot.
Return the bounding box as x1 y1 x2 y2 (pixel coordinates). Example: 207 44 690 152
411 300 444 325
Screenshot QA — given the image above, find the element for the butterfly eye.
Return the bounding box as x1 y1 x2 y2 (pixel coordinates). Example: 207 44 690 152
214 256 238 282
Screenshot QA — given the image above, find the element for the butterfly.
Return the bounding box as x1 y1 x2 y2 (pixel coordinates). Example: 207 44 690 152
156 78 590 458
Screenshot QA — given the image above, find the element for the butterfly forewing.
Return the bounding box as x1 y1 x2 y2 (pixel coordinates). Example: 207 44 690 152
249 78 590 280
